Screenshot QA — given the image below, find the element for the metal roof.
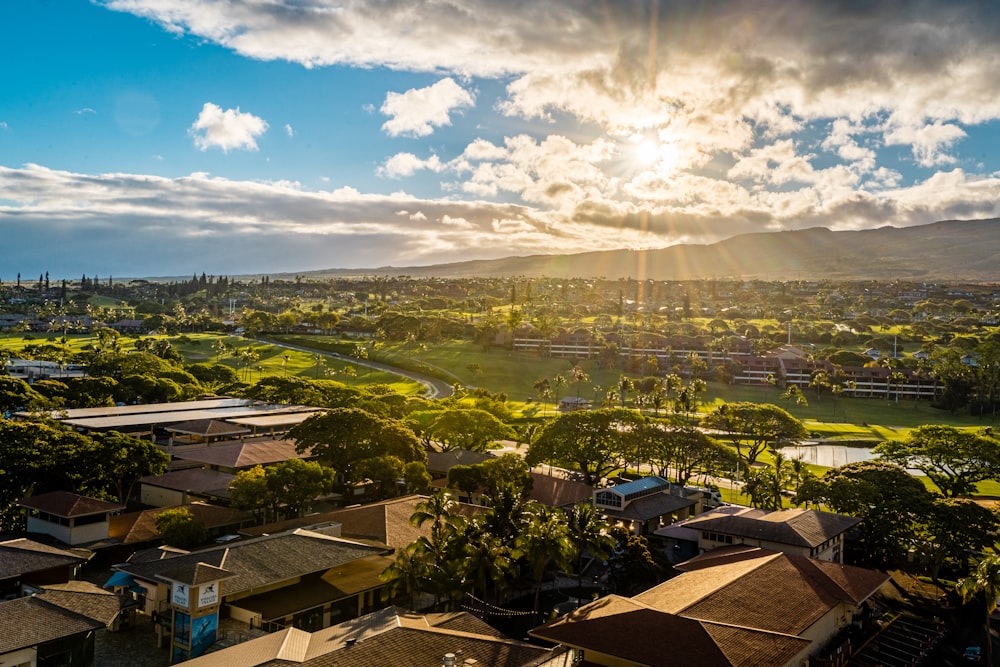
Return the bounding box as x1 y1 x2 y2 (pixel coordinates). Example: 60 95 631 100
61 405 312 430
20 397 254 420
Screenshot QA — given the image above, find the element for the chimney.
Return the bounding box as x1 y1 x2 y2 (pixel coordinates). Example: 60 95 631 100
443 653 456 667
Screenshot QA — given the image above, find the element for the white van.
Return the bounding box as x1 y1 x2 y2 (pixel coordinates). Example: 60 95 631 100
684 486 723 508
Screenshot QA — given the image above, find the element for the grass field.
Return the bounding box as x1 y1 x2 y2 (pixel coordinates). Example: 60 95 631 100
10 331 1000 492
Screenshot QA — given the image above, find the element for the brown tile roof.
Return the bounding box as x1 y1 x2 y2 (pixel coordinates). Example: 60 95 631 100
176 607 551 667
18 490 125 516
680 508 859 548
527 472 592 508
109 502 253 544
0 596 104 654
118 530 386 596
170 439 309 469
239 495 483 548
37 581 129 625
637 547 890 636
140 468 235 494
0 538 89 580
165 419 252 436
531 596 808 667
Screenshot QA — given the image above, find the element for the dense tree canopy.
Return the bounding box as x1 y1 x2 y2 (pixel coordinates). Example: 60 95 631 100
288 408 424 484
700 402 807 464
426 408 516 452
874 425 1000 497
798 460 934 567
526 408 645 485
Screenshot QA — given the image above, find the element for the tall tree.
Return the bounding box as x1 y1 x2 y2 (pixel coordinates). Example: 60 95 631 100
515 505 572 614
958 555 1000 667
288 408 424 484
700 402 807 465
798 461 934 567
526 408 644 485
426 408 516 452
564 502 614 602
875 425 1000 497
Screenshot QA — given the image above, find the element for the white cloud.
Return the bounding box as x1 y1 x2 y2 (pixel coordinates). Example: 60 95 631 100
0 121 7 130
75 108 97 116
884 120 967 167
378 153 444 179
189 102 269 152
284 124 294 137
380 78 475 137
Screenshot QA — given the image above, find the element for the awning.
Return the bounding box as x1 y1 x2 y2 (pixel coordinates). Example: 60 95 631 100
104 571 136 589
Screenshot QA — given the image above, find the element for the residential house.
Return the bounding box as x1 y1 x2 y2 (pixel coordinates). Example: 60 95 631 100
174 605 563 667
0 595 104 667
18 491 125 547
654 506 859 564
0 538 90 598
531 545 889 667
593 476 696 535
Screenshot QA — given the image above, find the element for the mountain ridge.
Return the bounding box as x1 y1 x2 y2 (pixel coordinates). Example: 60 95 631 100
291 217 1000 282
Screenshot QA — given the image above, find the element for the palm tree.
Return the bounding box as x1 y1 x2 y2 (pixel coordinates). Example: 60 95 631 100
380 541 428 611
461 519 515 604
410 491 463 548
571 366 589 399
515 505 573 615
958 554 1000 667
564 503 614 604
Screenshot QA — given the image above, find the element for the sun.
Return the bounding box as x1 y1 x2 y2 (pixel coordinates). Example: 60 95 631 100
636 140 660 166
633 137 681 175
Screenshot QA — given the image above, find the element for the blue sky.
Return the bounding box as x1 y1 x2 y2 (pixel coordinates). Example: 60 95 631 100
4 1 1000 278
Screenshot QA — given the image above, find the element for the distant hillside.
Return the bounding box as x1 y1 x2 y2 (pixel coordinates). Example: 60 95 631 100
300 218 1000 281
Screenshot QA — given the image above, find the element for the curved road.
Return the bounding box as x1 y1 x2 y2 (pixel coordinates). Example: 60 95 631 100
259 338 455 399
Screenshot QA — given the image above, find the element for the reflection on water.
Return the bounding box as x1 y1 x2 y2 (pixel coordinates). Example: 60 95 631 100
784 443 877 468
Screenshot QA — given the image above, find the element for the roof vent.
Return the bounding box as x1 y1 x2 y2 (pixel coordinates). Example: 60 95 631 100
345 638 357 648
443 653 456 667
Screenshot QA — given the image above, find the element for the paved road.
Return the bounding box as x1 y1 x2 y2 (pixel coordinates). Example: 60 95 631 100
259 338 455 399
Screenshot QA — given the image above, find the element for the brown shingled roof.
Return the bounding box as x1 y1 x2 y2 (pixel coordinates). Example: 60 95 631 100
239 495 483 548
0 596 104 654
18 490 125 517
0 538 89 580
680 508 859 548
109 502 253 544
639 547 889 636
170 439 309 469
37 581 130 626
176 606 550 667
164 419 251 437
531 596 808 667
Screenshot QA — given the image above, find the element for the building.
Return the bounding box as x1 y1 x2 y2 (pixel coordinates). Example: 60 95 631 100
531 545 890 667
654 506 859 564
174 605 562 667
0 538 91 599
18 491 125 547
112 527 395 652
0 595 104 667
593 477 697 535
